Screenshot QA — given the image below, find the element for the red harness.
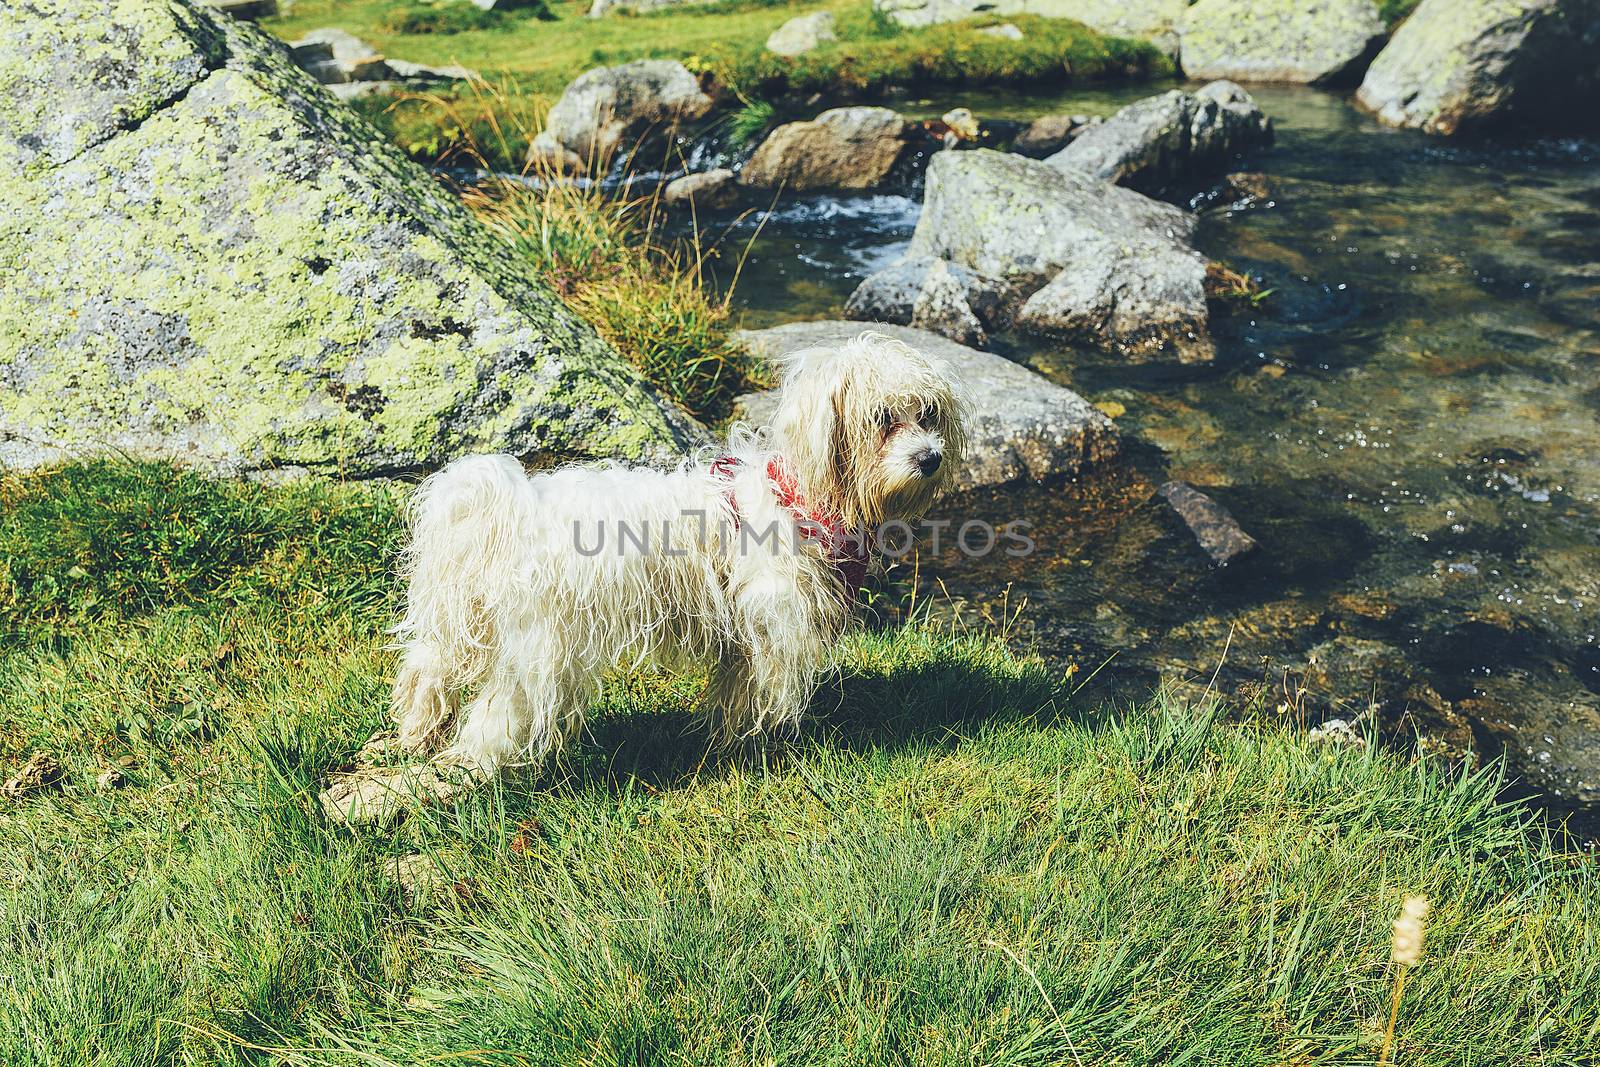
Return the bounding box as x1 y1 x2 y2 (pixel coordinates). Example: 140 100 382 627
710 455 871 602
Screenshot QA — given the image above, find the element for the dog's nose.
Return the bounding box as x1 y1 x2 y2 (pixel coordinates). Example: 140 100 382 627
914 449 942 476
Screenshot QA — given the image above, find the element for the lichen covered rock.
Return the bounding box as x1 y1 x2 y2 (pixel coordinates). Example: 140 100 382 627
1356 0 1600 135
1047 81 1273 198
909 150 1214 361
1180 0 1387 86
735 321 1120 489
0 0 700 476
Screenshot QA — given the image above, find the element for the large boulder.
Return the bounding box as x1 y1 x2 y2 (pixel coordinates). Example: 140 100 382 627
907 150 1214 361
1046 81 1273 198
766 11 837 56
1356 0 1600 135
541 59 713 165
0 0 700 476
1180 0 1387 85
739 107 911 191
734 322 1120 490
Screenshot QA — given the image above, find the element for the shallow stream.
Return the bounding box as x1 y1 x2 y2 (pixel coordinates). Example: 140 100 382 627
695 83 1600 816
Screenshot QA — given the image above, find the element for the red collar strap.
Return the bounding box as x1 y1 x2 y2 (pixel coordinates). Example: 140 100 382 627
711 455 871 602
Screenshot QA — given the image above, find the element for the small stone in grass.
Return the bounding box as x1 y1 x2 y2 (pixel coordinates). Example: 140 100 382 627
3 752 64 800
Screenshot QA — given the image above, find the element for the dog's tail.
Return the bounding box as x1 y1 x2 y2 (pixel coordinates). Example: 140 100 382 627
390 454 533 749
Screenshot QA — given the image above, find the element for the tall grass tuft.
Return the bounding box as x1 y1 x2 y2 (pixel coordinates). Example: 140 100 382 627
394 78 765 418
727 96 775 148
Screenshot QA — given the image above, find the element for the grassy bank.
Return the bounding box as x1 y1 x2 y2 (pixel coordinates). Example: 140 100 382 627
2 461 1597 1064
470 173 764 418
265 1 1169 168
266 0 1168 96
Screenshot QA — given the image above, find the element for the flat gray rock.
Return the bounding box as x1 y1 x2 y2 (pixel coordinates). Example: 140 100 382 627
735 321 1120 489
845 255 1008 347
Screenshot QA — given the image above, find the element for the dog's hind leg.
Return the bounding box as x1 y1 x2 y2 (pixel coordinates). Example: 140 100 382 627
441 672 527 775
391 642 460 755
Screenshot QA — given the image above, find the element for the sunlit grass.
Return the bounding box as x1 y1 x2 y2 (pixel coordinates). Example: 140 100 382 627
2 461 1597 1064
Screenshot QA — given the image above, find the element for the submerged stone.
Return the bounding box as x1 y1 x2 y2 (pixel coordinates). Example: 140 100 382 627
1157 481 1258 565
0 0 701 477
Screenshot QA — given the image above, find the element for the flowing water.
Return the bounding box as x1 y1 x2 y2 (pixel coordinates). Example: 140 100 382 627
690 83 1600 816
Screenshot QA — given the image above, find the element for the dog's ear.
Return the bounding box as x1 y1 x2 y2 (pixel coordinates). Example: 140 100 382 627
771 346 849 512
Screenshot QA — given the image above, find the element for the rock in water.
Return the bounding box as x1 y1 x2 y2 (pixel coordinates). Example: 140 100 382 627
766 11 837 56
738 107 910 191
735 322 1120 489
1047 81 1273 198
1180 0 1387 86
1356 0 1600 135
846 255 1009 347
1012 113 1101 157
909 150 1215 361
1158 481 1257 565
0 0 700 476
662 168 738 209
542 59 713 165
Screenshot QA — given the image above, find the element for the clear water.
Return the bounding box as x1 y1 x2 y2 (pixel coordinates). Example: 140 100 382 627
703 84 1600 814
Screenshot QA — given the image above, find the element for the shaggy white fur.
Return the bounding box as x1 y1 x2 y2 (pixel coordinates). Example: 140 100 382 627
390 332 967 775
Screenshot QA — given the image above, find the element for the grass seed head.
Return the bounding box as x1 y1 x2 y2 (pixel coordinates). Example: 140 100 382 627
1391 894 1430 967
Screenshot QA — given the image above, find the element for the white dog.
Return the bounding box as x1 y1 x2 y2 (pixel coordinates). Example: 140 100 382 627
388 332 967 777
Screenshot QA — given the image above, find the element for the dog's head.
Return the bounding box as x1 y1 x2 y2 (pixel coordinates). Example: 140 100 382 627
770 332 968 528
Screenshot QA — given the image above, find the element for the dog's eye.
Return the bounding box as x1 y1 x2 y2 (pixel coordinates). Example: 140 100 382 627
878 409 895 433
919 404 940 426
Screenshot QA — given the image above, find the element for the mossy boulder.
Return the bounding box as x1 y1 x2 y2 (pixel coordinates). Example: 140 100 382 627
1179 0 1387 86
1356 0 1600 135
0 0 700 477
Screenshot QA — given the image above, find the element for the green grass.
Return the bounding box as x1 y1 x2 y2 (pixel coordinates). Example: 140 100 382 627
268 1 1169 168
2 460 1597 1064
468 173 767 418
1379 0 1421 26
